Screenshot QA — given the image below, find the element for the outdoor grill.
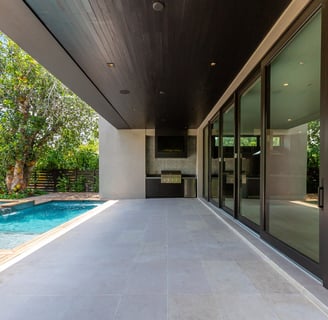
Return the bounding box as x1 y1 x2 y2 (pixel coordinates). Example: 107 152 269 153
160 170 182 184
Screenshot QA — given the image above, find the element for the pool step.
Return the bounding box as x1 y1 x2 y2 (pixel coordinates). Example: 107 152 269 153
0 208 12 215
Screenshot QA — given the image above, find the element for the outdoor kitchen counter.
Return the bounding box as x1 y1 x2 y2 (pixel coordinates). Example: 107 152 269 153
145 175 197 198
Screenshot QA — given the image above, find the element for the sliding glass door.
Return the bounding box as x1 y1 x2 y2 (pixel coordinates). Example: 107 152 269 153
266 11 321 263
222 103 235 213
203 125 209 200
209 117 220 205
239 77 261 226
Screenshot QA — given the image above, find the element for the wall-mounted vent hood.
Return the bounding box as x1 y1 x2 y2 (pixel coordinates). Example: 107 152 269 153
155 129 188 158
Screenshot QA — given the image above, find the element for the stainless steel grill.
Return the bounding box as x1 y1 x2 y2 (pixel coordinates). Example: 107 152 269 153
160 170 181 184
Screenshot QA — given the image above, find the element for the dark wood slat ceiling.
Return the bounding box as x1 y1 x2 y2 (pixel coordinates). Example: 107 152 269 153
24 0 291 129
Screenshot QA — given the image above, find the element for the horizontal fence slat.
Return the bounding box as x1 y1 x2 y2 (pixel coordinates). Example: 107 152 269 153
28 169 99 192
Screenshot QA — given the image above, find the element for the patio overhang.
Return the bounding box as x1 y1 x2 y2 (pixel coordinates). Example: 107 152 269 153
0 0 127 128
0 0 291 130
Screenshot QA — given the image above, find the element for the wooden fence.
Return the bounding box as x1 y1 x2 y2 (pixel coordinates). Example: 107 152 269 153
28 169 99 192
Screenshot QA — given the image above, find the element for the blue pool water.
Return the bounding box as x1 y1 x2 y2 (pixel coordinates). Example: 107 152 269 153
0 201 103 249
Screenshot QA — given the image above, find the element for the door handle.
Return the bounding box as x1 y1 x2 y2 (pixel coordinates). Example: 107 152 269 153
318 186 324 208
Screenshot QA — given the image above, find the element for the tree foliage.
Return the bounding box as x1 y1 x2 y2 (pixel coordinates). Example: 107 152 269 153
307 120 320 168
36 142 99 171
307 120 320 193
0 32 98 192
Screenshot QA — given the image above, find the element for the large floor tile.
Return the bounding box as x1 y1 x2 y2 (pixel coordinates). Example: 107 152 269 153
263 293 328 320
125 261 167 294
202 260 259 294
0 198 327 319
114 294 167 320
0 294 120 320
214 293 280 320
168 260 212 294
168 294 222 320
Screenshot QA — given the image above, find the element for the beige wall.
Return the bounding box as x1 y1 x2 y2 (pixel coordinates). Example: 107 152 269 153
99 117 146 199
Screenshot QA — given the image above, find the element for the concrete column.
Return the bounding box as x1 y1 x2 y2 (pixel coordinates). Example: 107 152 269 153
99 117 146 199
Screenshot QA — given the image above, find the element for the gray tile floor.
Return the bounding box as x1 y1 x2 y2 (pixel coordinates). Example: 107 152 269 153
0 198 328 319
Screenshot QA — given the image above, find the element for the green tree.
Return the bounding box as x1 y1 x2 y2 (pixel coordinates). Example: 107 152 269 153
0 32 98 192
36 142 99 171
307 120 320 193
307 120 320 169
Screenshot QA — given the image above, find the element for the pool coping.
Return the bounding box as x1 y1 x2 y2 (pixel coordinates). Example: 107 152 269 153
0 198 117 272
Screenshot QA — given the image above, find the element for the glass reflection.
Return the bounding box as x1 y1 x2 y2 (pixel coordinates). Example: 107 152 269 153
222 104 235 211
267 12 321 262
239 78 261 225
203 126 209 199
210 118 219 204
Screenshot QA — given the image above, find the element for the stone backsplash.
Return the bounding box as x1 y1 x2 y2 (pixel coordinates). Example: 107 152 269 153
146 136 196 176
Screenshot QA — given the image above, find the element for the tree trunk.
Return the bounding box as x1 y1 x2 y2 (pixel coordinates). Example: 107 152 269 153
5 166 14 191
6 160 35 192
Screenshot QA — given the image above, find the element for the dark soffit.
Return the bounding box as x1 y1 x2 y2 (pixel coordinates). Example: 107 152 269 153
23 0 292 129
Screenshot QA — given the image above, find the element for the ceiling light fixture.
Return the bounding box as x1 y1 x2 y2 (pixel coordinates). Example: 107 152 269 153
153 1 164 11
106 62 115 68
283 83 289 87
299 61 304 65
159 90 165 95
288 118 292 122
210 62 216 67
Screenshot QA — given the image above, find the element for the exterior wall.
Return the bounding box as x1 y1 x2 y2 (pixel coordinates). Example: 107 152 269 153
99 117 145 199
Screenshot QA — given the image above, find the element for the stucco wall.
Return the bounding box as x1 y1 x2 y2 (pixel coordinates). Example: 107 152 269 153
99 117 145 199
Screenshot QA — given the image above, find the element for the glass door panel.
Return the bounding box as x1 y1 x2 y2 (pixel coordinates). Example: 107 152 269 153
266 12 321 262
210 118 220 204
222 104 235 212
203 126 209 199
239 78 261 225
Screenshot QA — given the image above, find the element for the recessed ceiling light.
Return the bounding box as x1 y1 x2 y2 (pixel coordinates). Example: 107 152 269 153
106 62 115 68
283 83 289 87
299 61 304 65
288 118 292 122
153 1 164 11
120 89 130 94
210 62 216 67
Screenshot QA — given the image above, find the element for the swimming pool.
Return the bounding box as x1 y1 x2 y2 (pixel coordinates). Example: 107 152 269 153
0 201 103 249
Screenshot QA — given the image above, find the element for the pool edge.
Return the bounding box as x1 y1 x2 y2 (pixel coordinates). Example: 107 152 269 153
0 200 118 272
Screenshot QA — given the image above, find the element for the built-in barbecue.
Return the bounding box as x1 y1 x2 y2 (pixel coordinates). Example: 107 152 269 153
160 170 182 184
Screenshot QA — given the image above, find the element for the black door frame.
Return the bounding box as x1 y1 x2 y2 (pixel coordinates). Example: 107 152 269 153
320 0 328 288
